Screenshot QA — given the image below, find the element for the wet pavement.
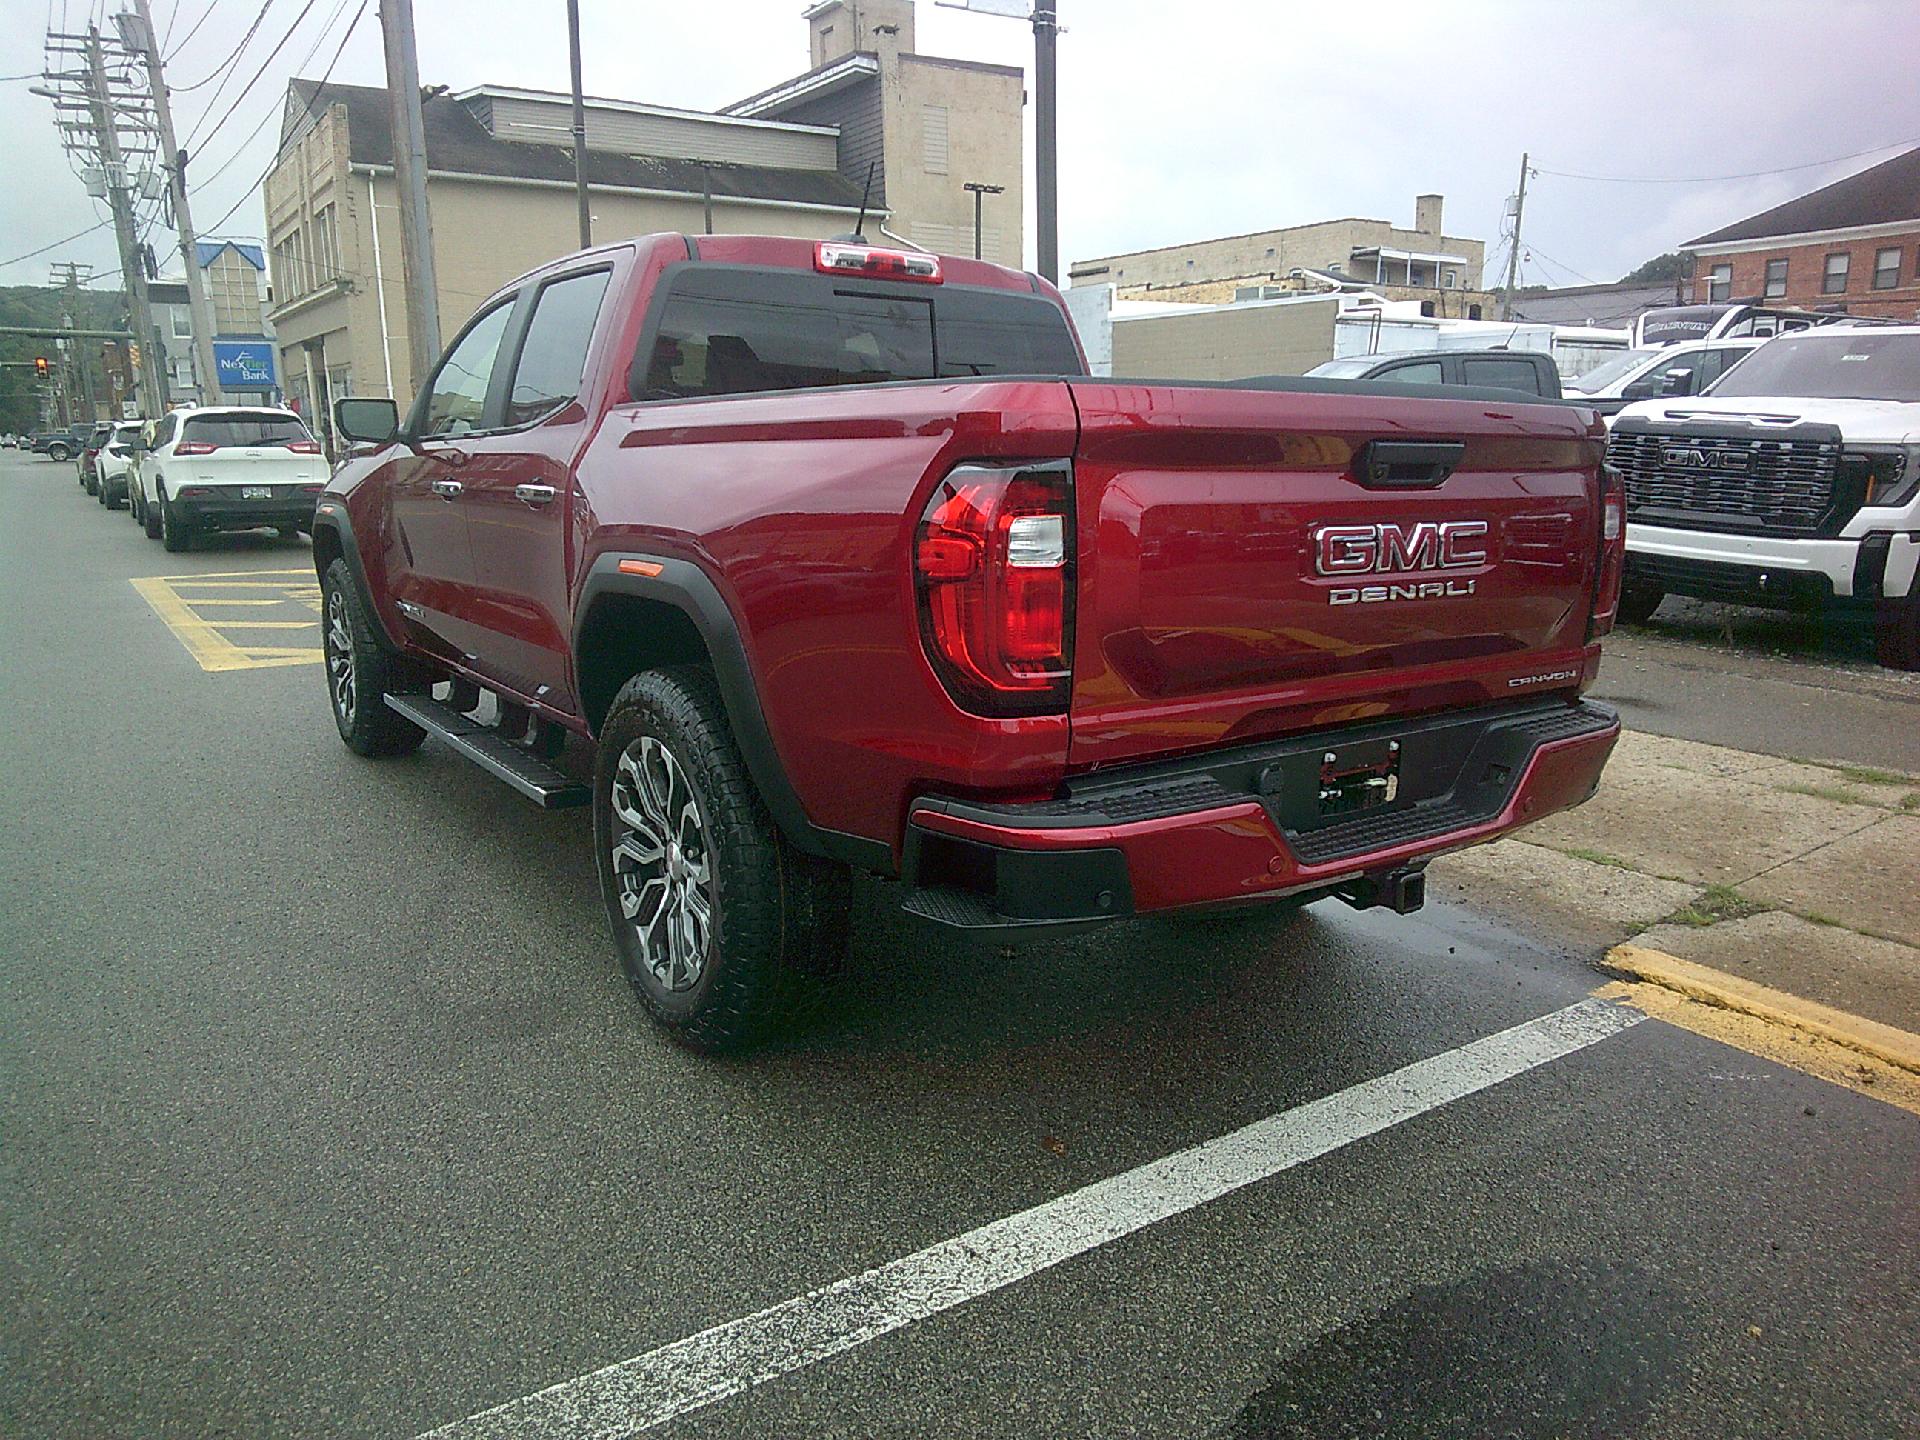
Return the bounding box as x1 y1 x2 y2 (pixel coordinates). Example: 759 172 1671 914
4 452 1917 1439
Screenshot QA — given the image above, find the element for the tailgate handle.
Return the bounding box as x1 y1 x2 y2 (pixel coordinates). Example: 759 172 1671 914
1354 440 1465 489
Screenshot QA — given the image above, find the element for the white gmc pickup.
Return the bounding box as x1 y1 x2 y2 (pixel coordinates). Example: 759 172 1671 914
1609 325 1920 669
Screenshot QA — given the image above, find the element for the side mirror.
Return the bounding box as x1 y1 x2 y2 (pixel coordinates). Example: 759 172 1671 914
1658 368 1694 396
334 396 400 446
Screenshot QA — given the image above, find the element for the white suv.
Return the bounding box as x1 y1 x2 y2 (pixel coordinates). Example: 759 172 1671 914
134 406 327 551
1608 326 1920 669
1566 337 1767 420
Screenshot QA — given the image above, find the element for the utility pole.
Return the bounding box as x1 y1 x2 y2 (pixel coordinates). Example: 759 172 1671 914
963 181 1004 260
1500 151 1529 322
51 262 100 420
1033 4 1059 283
566 0 591 249
119 0 223 406
379 0 442 391
82 26 165 416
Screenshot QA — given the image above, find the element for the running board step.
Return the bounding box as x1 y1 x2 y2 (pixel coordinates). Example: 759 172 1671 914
384 694 589 809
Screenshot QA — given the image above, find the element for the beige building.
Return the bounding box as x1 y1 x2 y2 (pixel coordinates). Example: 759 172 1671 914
263 82 874 432
724 0 1026 265
1070 195 1491 316
263 1 1028 437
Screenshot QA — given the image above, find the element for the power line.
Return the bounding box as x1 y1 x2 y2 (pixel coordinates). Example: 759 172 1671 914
184 0 351 192
184 0 320 153
166 0 226 59
0 219 114 272
197 0 364 236
1535 135 1920 186
174 0 273 95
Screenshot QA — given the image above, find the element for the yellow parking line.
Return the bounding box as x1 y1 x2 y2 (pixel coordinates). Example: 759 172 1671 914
130 573 323 672
165 567 314 581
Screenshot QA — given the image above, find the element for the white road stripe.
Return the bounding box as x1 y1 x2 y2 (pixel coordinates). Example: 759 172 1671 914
418 997 1641 1440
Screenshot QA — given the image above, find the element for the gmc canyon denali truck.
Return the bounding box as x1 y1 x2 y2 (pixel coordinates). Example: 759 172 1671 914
1610 325 1920 668
316 234 1625 1049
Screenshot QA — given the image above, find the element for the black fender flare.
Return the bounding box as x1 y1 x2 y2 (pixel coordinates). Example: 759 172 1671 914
310 499 405 653
574 552 892 872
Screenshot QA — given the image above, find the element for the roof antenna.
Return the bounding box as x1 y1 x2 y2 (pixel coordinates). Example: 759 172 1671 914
836 161 877 243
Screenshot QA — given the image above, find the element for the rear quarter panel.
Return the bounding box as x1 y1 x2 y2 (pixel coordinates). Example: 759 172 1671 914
573 378 1082 849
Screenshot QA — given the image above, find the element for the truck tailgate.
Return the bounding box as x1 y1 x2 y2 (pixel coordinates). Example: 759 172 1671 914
1065 381 1605 770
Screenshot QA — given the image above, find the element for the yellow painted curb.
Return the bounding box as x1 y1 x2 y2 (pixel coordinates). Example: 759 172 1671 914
1601 943 1920 1077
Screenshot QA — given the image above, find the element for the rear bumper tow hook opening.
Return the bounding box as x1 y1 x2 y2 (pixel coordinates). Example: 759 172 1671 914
1335 866 1427 915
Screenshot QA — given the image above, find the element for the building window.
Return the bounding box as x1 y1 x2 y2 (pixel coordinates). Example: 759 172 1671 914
1467 303 1483 320
1443 269 1457 288
1874 247 1902 290
171 308 191 338
313 206 338 284
1265 247 1276 258
1763 258 1788 298
921 105 949 175
1708 263 1732 302
1822 252 1850 294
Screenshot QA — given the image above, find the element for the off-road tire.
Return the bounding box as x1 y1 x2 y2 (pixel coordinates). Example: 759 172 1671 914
49 443 71 463
143 488 162 538
1876 595 1920 671
1616 578 1664 627
594 666 849 1052
159 488 191 552
321 558 427 757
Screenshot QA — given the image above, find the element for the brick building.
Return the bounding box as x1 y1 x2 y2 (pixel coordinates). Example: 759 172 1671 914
1684 144 1920 320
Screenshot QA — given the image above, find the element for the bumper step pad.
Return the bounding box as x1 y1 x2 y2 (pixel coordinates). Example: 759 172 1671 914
384 694 589 809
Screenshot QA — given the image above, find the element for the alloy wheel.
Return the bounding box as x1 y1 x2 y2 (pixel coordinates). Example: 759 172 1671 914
609 736 714 992
325 585 356 722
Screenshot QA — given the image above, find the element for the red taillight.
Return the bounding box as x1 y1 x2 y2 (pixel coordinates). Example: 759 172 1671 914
174 441 218 455
286 439 321 454
815 241 943 284
175 486 211 498
1589 464 1627 638
915 462 1073 715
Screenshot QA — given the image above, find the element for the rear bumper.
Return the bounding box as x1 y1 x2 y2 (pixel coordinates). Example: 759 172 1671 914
173 490 321 530
901 699 1620 931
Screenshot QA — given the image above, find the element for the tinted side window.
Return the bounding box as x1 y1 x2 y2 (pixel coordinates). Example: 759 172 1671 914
1382 360 1444 385
505 269 612 426
421 302 515 436
1460 358 1543 393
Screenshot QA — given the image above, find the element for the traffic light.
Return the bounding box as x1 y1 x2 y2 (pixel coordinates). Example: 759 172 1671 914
34 356 49 376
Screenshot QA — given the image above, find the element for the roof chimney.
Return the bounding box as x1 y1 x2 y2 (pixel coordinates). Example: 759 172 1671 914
1415 194 1443 238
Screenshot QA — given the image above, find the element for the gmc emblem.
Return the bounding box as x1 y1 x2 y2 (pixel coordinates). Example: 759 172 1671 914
1314 521 1490 576
1661 444 1751 473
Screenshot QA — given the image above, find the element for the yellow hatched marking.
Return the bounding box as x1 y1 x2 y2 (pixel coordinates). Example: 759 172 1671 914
130 572 324 672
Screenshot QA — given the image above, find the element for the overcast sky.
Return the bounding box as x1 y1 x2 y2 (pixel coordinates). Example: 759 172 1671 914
6 0 1920 308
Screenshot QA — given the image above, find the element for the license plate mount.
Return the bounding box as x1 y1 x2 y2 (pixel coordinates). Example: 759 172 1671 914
1317 739 1401 817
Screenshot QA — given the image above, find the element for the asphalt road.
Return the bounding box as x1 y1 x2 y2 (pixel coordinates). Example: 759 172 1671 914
1595 600 1920 773
4 449 1917 1439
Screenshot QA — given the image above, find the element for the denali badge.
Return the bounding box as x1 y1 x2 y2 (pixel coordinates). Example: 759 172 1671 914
1330 580 1478 606
1314 521 1490 576
1660 443 1751 473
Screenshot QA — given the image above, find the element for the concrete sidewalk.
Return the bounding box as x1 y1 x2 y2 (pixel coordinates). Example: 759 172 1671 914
1431 730 1920 1035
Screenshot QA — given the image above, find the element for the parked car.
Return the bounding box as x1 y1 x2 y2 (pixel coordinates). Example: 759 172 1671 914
132 406 327 550
31 426 89 462
1629 302 1892 349
1565 338 1766 417
315 233 1624 1051
1303 349 1563 398
94 421 143 509
1608 325 1920 668
78 423 116 494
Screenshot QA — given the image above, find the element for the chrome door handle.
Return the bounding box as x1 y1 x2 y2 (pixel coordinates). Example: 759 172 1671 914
514 483 558 506
431 479 464 498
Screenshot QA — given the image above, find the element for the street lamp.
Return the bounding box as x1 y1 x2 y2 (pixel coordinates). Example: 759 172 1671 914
962 182 1005 260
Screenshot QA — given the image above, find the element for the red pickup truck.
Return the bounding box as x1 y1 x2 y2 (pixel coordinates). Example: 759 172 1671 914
317 233 1624 1049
